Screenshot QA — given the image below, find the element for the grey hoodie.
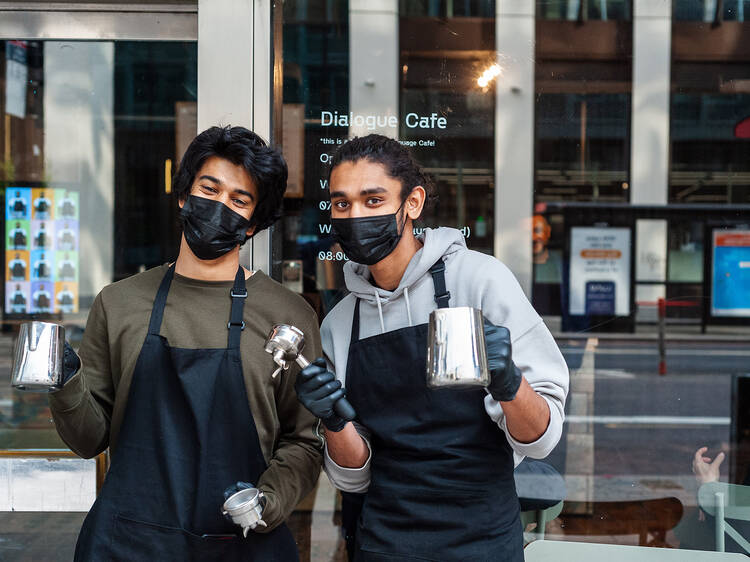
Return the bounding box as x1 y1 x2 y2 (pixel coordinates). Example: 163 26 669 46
321 227 569 493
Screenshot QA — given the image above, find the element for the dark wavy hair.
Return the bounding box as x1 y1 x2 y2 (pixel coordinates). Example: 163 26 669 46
328 134 437 218
172 126 287 232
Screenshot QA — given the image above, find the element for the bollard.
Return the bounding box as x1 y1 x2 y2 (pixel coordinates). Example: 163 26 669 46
658 298 666 375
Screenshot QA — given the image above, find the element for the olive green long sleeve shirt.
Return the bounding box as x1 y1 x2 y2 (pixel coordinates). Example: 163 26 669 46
49 264 323 531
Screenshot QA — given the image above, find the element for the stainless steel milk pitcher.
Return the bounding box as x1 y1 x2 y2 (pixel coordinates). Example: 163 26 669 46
426 307 490 388
11 321 66 392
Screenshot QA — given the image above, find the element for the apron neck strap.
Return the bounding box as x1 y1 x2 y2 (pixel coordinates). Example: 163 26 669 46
147 264 176 336
147 265 248 350
429 259 450 308
349 259 449 343
227 267 248 349
350 299 362 344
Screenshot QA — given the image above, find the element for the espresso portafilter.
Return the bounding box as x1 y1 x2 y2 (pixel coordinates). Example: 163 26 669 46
264 324 356 421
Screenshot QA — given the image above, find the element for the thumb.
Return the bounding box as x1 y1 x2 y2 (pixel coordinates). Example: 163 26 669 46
712 452 725 468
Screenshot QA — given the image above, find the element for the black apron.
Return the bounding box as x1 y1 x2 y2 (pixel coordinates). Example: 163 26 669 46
74 265 298 562
11 262 25 280
37 262 48 278
13 200 26 214
13 231 26 248
345 261 523 562
36 231 47 248
36 293 50 310
36 199 48 213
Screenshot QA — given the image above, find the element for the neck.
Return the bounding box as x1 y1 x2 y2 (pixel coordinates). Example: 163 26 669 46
174 236 244 281
369 225 422 291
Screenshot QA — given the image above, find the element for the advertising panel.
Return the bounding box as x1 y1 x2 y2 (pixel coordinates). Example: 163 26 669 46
4 187 80 314
569 226 631 316
711 230 750 317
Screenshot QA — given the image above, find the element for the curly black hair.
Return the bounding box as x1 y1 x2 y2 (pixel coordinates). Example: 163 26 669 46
172 126 288 233
327 134 437 219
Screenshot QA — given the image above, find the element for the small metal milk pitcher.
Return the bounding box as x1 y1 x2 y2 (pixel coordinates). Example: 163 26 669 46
11 321 66 392
426 307 490 388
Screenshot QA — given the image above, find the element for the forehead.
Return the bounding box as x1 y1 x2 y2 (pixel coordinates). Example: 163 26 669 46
329 159 401 195
194 156 257 194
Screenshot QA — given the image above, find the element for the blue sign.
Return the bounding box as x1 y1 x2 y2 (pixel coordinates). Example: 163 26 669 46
712 230 750 317
585 281 615 315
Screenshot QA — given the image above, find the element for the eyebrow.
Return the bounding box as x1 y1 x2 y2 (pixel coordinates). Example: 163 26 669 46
330 186 388 198
198 175 255 201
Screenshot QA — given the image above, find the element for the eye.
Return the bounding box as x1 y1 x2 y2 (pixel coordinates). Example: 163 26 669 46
232 198 248 206
200 185 218 194
366 197 383 206
333 200 348 210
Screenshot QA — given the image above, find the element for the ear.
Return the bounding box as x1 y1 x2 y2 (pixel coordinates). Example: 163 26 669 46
178 196 186 209
245 225 256 238
405 186 426 220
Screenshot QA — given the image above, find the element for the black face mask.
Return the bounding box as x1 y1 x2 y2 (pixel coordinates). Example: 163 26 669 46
331 204 407 266
179 195 252 261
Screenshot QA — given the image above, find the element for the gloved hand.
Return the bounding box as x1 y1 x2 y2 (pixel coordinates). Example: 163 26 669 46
484 321 523 402
223 481 260 501
63 341 81 385
222 481 267 531
295 358 350 432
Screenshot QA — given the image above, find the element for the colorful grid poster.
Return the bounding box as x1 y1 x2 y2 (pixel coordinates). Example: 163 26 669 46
712 230 750 317
5 187 79 314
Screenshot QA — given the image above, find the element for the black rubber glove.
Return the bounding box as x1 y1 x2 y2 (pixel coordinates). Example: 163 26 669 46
63 341 81 385
223 481 257 501
295 358 349 432
484 321 523 402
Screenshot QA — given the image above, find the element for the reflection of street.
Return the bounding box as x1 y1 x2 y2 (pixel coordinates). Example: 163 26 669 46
543 337 748 546
1 331 747 555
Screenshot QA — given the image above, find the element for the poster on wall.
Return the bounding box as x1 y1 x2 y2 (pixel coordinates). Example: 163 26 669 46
711 230 750 317
4 187 80 315
569 226 631 316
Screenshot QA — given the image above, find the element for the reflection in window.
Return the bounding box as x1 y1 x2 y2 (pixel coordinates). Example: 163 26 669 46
537 0 631 21
675 0 750 21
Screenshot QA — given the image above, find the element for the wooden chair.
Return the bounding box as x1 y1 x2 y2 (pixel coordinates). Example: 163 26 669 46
698 482 750 554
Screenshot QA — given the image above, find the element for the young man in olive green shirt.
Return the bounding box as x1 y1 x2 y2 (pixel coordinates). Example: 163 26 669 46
49 126 322 560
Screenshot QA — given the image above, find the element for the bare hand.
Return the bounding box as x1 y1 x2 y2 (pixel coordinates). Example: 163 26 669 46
692 446 725 484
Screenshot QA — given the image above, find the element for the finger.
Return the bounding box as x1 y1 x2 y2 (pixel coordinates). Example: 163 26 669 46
325 388 346 404
703 457 711 462
711 452 725 467
297 372 335 393
299 364 326 380
312 357 327 369
305 380 342 401
495 325 511 340
695 447 707 460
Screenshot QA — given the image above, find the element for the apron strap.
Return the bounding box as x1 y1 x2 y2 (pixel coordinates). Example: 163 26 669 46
147 264 176 336
147 265 247 349
429 259 450 308
227 267 248 349
350 259 450 342
350 299 362 344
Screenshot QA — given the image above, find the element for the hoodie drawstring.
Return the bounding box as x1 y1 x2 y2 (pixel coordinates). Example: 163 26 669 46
375 291 386 334
404 287 413 327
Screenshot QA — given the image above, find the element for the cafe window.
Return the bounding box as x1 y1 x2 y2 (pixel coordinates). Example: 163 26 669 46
1 38 196 446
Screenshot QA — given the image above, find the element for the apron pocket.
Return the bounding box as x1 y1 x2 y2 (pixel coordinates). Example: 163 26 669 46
112 514 240 562
358 486 521 562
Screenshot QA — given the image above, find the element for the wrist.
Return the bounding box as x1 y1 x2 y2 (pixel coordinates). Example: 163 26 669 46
322 415 347 433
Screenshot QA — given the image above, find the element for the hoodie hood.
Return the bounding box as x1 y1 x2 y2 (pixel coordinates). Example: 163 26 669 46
343 227 466 304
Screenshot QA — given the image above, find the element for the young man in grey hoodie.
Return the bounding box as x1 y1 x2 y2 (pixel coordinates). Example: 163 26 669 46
295 135 569 561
